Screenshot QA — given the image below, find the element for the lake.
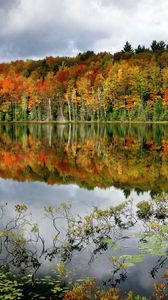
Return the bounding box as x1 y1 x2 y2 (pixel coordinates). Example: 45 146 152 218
0 123 167 298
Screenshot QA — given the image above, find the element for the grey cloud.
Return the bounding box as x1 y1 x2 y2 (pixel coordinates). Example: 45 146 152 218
0 20 107 61
0 0 168 61
0 0 20 11
0 0 21 40
99 0 138 10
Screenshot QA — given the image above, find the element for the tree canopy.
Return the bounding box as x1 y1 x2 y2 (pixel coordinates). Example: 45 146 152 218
0 41 168 122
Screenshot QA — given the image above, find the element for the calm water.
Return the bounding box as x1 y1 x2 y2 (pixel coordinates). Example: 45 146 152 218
0 124 168 297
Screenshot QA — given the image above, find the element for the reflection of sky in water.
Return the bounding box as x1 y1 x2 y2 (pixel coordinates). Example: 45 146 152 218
0 178 150 211
0 177 163 296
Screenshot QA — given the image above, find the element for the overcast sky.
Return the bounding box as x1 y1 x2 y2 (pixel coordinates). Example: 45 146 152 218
0 0 168 62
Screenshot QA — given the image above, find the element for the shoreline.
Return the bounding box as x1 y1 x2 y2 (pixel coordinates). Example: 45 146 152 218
0 120 168 125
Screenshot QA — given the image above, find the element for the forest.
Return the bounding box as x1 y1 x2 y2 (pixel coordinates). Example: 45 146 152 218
1 41 168 122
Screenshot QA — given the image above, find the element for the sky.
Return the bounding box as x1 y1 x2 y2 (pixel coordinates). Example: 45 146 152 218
0 0 168 62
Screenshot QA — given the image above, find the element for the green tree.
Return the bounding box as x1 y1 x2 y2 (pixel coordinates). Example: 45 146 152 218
135 45 148 53
153 99 162 121
151 40 166 51
123 41 133 53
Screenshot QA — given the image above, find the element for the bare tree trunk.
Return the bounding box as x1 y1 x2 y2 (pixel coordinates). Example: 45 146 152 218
56 97 67 122
68 124 72 147
47 124 52 147
97 107 100 122
48 98 52 121
104 107 107 119
97 87 102 122
67 98 71 122
75 102 77 121
72 102 75 121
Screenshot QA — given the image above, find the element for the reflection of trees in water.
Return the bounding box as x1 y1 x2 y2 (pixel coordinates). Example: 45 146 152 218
0 124 168 192
0 194 167 287
1 123 168 144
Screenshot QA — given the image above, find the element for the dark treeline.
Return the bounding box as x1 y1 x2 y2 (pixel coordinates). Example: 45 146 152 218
1 41 168 121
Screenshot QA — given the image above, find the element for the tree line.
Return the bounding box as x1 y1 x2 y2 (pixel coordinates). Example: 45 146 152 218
1 41 168 122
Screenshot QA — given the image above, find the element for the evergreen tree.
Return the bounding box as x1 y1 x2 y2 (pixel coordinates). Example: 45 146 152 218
151 40 166 51
123 41 133 53
135 45 148 53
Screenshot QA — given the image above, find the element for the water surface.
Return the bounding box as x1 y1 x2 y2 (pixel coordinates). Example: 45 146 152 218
0 123 167 297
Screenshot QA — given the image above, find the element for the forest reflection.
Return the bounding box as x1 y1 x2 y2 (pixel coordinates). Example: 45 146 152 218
0 124 168 193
